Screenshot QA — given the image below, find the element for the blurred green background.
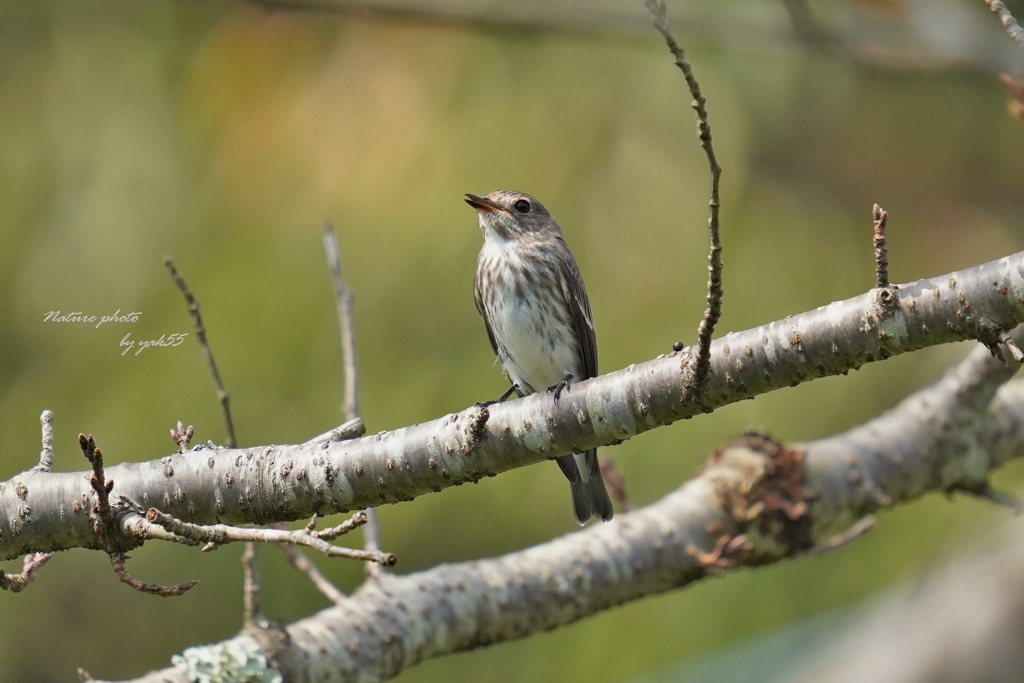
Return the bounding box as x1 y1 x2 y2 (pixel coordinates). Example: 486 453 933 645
2 1 1024 681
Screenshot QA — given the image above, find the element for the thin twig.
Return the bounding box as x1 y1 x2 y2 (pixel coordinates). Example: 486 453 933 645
323 223 360 422
314 511 370 541
145 509 394 564
644 0 724 405
164 257 261 614
274 509 370 605
872 204 890 289
109 552 198 597
304 417 367 445
241 544 262 627
79 434 112 523
360 509 383 576
36 410 54 472
985 0 1024 48
0 552 54 592
265 511 372 604
997 329 1024 363
324 222 386 578
813 516 876 553
300 416 366 601
164 257 237 448
277 545 348 604
169 421 195 454
79 435 199 595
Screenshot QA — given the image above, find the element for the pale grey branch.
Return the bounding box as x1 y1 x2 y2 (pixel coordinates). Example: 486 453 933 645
3 252 1024 561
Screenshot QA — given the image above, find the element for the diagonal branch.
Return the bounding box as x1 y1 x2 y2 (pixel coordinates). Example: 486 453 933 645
3 253 1024 560
5 253 1024 560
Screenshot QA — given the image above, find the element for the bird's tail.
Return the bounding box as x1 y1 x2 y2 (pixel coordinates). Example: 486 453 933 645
568 449 614 525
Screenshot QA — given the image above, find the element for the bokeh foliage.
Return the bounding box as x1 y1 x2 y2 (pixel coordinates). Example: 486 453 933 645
1 1 1023 681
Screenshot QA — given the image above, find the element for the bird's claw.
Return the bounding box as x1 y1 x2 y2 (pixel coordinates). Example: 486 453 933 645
547 374 573 401
477 383 519 408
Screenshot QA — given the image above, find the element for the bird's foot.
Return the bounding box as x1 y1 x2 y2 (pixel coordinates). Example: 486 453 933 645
547 373 573 401
476 384 519 408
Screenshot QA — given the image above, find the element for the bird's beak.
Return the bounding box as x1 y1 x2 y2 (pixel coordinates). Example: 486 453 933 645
465 193 505 213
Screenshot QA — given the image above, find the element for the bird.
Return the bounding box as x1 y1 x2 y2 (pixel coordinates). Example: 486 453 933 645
466 189 613 525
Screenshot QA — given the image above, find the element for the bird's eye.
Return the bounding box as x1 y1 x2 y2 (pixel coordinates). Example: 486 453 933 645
512 199 532 214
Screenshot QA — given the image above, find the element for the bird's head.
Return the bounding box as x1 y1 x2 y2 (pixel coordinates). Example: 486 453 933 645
465 190 561 241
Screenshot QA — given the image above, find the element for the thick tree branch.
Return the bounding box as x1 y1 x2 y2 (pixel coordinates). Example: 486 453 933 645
105 331 1024 682
3 252 1024 560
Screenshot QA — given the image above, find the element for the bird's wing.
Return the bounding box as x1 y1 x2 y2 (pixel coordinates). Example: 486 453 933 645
473 270 500 358
556 237 598 379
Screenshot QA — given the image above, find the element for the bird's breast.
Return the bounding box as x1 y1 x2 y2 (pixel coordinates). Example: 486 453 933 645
476 240 580 394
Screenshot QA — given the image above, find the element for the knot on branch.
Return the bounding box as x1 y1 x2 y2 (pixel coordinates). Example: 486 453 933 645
874 286 900 318
976 318 1024 366
704 431 814 561
445 404 490 455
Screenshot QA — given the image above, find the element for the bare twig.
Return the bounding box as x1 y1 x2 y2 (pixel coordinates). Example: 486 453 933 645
277 544 348 604
145 509 393 564
870 204 899 316
79 435 199 596
997 329 1024 363
79 434 112 523
323 223 360 425
314 511 370 541
169 421 195 454
324 222 386 578
36 410 54 472
985 0 1024 48
109 552 198 597
241 544 262 627
0 552 54 592
276 511 372 603
165 257 264 614
813 516 876 553
164 257 279 615
164 257 237 449
275 510 371 605
872 204 890 289
305 417 367 445
296 424 370 595
644 0 724 405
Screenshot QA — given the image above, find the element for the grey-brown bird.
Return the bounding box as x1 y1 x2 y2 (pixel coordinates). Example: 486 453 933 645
467 189 613 525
